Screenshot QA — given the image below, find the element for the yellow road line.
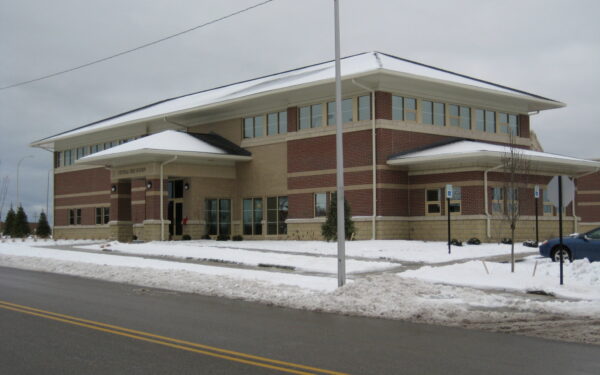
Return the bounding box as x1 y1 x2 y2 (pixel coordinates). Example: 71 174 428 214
0 300 350 375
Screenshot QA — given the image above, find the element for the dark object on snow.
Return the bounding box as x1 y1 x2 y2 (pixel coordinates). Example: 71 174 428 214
232 235 243 241
466 237 481 245
523 240 538 248
182 234 191 241
501 237 513 245
216 234 230 241
201 234 211 240
450 239 463 246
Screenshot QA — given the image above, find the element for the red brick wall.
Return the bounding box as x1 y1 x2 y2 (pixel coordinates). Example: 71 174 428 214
375 91 392 120
288 130 372 173
287 107 298 133
54 167 111 195
518 115 530 139
376 129 453 165
345 189 372 216
289 193 314 218
110 182 131 222
409 171 484 185
131 179 146 224
461 186 484 215
377 188 407 216
577 171 600 190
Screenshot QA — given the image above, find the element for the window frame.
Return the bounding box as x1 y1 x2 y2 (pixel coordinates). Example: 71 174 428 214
425 189 442 215
267 196 288 235
314 192 328 218
243 197 263 236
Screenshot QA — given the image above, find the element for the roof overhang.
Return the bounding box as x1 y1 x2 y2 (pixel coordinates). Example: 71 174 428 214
388 150 600 176
76 149 251 168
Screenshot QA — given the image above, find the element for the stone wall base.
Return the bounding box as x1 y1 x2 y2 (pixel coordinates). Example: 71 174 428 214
53 226 110 240
109 221 133 242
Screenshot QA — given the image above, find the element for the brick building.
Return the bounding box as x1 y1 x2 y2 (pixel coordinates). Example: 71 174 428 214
30 52 600 242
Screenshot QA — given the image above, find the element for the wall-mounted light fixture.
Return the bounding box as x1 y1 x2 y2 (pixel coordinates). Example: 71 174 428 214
146 181 153 190
184 182 190 191
111 185 117 193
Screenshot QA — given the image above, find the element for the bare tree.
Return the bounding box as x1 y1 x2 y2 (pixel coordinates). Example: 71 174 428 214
501 132 531 272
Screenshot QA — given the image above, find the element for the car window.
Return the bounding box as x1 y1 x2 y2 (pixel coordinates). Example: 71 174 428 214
587 228 600 240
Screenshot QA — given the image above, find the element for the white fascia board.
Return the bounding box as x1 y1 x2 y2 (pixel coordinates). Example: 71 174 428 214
378 68 565 110
76 149 251 166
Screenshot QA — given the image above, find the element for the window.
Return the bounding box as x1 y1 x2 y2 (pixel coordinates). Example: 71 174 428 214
243 198 263 235
63 150 73 166
506 188 518 214
448 186 462 213
499 113 519 135
492 187 503 214
267 111 287 135
76 147 86 160
69 209 81 225
392 96 417 122
267 196 288 235
327 98 353 125
205 199 231 236
298 104 323 129
433 102 445 126
315 193 328 217
426 189 441 214
358 95 371 121
475 110 496 133
167 180 183 199
449 105 471 129
95 207 110 224
421 101 444 126
243 116 264 138
543 189 553 215
92 144 103 154
299 106 310 130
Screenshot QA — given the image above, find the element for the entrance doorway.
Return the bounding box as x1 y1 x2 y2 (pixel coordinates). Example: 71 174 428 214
167 180 184 239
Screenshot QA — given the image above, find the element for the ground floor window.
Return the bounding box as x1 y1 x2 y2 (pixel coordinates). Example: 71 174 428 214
243 198 263 235
205 199 231 236
69 209 81 225
448 186 461 214
314 193 328 217
492 187 503 214
95 207 109 224
506 188 518 214
426 189 441 214
267 196 288 235
543 189 554 215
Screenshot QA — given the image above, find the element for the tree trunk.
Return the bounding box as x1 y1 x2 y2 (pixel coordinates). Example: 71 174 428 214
511 227 515 273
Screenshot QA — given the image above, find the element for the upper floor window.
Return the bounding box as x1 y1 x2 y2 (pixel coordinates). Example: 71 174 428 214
327 98 353 125
358 95 371 121
299 104 323 129
498 113 519 135
267 111 287 136
449 105 471 129
476 110 496 133
392 96 417 122
243 116 264 138
422 101 445 126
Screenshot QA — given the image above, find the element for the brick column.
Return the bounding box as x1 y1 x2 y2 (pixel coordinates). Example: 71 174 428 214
287 107 298 133
109 181 133 242
143 178 169 241
375 91 392 120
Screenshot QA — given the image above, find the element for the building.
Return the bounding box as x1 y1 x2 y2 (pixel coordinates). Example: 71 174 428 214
31 52 600 242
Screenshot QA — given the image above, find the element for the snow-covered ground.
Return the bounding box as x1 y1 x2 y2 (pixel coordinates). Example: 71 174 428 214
401 256 600 302
1 238 599 341
78 241 398 275
78 239 534 263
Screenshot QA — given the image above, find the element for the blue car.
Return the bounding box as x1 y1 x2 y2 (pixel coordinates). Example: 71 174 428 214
539 227 600 262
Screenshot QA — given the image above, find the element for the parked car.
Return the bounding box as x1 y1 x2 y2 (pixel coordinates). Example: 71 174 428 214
539 227 600 262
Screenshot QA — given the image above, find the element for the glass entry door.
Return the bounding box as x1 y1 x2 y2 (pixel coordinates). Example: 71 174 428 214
167 180 184 239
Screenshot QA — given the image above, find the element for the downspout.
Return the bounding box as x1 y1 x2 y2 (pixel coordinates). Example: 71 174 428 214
160 156 178 241
351 79 377 239
484 164 503 239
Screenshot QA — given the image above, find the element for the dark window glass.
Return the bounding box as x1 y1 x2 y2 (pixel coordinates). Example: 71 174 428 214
315 193 327 217
219 199 231 235
358 95 371 121
278 197 288 235
243 199 253 235
205 199 218 235
253 199 262 235
426 189 439 201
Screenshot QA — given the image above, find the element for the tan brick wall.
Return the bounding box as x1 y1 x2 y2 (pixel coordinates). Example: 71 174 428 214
53 226 110 240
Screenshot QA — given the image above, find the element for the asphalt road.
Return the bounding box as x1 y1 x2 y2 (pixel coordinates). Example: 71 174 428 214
0 266 598 375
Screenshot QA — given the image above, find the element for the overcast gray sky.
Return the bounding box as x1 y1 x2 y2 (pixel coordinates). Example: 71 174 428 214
1 0 599 223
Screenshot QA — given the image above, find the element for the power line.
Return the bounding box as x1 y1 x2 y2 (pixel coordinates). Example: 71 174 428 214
0 0 275 91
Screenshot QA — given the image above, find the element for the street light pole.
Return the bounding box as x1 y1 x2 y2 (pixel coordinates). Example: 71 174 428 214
16 155 34 207
334 0 346 287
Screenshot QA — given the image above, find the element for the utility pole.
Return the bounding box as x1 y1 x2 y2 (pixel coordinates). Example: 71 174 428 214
334 0 346 287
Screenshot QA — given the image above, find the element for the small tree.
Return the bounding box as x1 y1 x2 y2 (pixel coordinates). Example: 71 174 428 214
3 206 15 236
36 211 51 238
321 193 356 241
13 205 31 238
501 132 531 272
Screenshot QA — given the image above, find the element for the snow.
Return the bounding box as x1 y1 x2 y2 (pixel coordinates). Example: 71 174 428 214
388 140 597 164
79 130 225 161
0 241 337 291
97 239 536 264
1 238 599 329
35 52 553 146
78 241 398 275
399 256 600 301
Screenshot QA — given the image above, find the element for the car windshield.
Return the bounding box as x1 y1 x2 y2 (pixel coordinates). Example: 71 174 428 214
586 228 600 240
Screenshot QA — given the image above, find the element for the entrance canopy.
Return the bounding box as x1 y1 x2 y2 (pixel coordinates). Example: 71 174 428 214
387 139 600 176
77 130 251 167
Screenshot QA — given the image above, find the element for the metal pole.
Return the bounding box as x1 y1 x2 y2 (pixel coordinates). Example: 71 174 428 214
334 0 346 287
535 197 539 245
447 198 451 254
558 176 564 285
